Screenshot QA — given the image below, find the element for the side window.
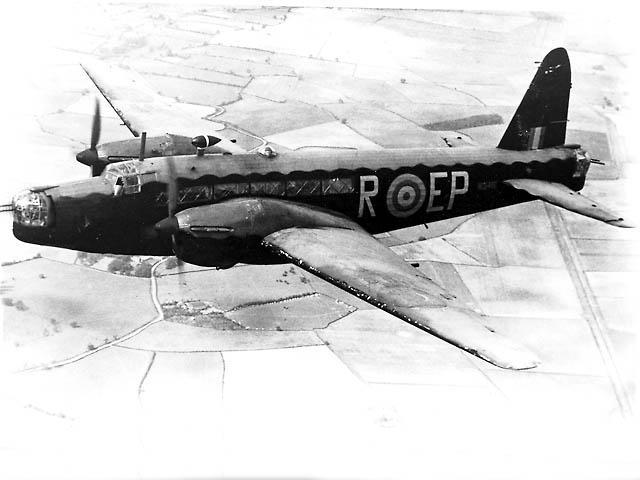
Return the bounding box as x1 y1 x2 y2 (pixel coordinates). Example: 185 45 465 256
180 185 212 204
286 179 322 196
322 177 354 194
155 185 213 205
214 183 249 201
250 181 285 196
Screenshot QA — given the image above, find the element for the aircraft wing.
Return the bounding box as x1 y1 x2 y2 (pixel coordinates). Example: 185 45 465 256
504 179 632 227
81 61 245 154
263 226 540 370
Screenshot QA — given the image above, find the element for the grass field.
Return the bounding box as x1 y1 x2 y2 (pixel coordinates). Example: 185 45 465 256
218 96 333 136
3 258 155 371
324 103 447 147
140 73 242 106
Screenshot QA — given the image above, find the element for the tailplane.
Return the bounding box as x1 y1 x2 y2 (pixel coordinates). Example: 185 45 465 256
498 47 571 151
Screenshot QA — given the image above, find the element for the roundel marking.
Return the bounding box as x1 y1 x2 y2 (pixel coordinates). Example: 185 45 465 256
386 173 426 218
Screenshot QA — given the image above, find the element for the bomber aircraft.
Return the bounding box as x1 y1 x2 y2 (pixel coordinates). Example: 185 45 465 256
7 48 631 371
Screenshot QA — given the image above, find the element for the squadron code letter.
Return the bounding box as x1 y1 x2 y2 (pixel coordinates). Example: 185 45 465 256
358 175 378 218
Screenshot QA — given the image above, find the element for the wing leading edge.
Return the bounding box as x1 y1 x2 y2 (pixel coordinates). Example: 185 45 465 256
263 227 540 370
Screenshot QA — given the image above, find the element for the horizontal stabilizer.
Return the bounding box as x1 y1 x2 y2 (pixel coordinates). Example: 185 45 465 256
504 178 632 228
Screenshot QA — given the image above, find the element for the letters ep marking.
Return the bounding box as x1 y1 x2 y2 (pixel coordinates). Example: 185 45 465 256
447 171 469 210
426 171 447 213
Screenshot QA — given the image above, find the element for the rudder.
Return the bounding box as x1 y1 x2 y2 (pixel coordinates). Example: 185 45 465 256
498 47 571 151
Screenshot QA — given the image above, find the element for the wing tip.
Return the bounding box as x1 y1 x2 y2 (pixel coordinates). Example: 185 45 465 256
606 218 634 228
481 351 541 370
505 358 541 370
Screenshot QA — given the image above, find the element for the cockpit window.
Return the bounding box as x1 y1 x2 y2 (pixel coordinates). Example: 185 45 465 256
105 161 140 176
105 161 142 195
13 191 53 227
123 174 141 194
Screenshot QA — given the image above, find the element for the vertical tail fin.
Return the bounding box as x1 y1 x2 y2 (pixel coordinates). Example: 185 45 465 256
498 47 571 151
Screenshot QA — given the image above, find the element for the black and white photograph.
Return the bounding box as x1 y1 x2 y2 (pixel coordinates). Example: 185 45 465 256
1 2 638 479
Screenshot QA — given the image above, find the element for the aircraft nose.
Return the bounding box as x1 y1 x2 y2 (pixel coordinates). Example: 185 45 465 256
76 148 98 166
11 189 54 228
154 216 179 235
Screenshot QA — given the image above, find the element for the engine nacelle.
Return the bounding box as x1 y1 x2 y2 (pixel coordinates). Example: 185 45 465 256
77 134 229 177
155 197 360 268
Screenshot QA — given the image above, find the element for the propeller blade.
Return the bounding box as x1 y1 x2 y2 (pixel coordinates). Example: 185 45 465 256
166 157 178 217
163 156 184 268
91 163 106 177
90 98 101 150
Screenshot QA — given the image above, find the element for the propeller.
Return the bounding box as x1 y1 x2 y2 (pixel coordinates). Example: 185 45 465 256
163 155 179 239
76 98 105 176
155 156 186 272
91 98 101 150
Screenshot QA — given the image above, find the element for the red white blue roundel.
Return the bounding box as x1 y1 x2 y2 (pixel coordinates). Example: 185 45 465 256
386 173 426 218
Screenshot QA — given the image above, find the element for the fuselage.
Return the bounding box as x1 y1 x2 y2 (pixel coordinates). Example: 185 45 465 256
12 145 589 263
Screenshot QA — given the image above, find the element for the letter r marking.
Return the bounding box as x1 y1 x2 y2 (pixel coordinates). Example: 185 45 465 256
358 175 378 218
